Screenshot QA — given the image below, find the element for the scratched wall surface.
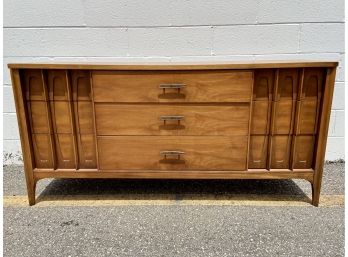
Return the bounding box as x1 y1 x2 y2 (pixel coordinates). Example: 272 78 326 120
3 0 345 163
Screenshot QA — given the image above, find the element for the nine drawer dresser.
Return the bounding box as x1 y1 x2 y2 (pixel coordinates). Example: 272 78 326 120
8 61 337 206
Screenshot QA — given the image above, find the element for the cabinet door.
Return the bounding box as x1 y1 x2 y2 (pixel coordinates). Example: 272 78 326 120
293 135 315 169
270 135 292 169
248 136 268 169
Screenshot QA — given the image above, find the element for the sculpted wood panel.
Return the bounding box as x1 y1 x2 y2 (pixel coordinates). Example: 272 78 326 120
250 101 270 134
92 70 253 103
275 69 299 101
295 100 319 134
271 100 295 134
300 68 324 100
22 69 46 101
71 70 92 101
70 70 97 168
95 104 250 136
270 135 292 169
50 101 74 134
47 70 70 101
248 135 268 169
54 134 77 169
73 102 94 134
293 135 315 169
27 101 51 134
253 69 274 101
76 134 97 169
31 134 54 169
98 136 248 171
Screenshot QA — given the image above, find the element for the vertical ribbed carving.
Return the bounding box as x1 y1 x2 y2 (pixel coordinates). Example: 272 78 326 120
292 68 325 169
249 68 308 170
269 69 299 169
21 69 54 169
249 69 274 169
71 70 97 169
47 70 77 169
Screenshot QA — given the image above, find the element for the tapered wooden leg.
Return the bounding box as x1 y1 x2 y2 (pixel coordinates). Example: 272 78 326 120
311 181 320 207
27 180 37 206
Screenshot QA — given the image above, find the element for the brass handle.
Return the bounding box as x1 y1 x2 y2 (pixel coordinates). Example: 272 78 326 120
160 115 184 121
160 151 185 160
159 84 186 89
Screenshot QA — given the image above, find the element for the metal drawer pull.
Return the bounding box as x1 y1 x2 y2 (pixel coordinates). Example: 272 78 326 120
160 151 185 160
159 116 185 129
159 84 186 97
160 115 184 121
159 84 186 89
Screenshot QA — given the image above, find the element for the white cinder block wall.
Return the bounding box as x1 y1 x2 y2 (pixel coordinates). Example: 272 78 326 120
3 0 345 163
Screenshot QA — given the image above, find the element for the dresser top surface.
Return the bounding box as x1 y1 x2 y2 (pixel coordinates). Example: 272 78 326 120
8 60 338 70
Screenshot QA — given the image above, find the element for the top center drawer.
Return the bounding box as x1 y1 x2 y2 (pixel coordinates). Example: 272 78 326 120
92 70 252 103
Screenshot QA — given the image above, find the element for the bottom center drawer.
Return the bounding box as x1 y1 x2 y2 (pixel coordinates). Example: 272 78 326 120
98 136 247 171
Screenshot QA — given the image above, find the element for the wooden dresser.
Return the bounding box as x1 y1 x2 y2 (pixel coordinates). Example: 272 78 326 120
8 62 337 206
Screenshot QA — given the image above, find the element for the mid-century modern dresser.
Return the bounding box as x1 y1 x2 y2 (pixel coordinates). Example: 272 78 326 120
8 61 337 206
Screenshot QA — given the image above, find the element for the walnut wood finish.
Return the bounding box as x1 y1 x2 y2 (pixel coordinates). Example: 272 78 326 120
95 104 249 136
98 136 247 171
9 62 337 206
92 70 253 103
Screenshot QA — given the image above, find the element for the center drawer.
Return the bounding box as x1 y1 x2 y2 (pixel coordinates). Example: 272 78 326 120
98 136 247 171
95 104 250 136
92 70 252 103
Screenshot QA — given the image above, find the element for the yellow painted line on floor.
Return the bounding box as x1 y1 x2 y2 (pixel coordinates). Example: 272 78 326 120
3 194 344 207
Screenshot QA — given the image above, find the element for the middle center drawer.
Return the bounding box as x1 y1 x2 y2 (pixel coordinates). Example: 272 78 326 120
95 104 250 136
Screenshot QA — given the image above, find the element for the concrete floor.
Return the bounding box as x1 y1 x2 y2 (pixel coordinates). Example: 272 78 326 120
3 163 344 257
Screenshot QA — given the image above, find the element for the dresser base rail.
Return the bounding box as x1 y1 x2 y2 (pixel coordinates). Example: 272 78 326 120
26 170 317 206
33 169 314 181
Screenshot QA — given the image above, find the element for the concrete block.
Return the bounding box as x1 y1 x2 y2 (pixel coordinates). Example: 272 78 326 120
300 23 344 53
254 53 341 61
4 28 128 57
213 25 299 55
258 0 344 23
4 0 85 27
128 27 212 56
84 0 258 27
